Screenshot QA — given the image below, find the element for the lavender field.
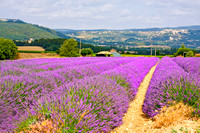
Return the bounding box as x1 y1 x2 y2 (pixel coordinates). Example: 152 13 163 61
0 57 199 132
0 57 159 132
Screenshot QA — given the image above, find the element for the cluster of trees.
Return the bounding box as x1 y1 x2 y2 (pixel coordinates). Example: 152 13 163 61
0 38 18 60
173 45 197 57
59 39 94 57
81 48 93 56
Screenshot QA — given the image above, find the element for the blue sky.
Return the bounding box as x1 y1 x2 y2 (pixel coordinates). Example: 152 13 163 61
0 0 200 29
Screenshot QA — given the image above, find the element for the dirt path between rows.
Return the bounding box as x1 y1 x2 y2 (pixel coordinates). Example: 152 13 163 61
112 62 200 133
112 63 158 133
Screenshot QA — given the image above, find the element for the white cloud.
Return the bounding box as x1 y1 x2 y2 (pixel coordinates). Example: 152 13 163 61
0 0 199 29
99 4 114 12
171 8 193 16
145 0 200 8
4 0 115 20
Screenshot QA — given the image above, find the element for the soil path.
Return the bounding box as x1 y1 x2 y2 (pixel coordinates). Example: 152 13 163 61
112 63 158 133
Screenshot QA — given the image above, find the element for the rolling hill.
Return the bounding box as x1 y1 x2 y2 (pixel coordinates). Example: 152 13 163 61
0 19 67 41
55 25 200 49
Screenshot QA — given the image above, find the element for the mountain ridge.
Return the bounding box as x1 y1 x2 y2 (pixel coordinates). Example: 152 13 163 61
54 25 200 32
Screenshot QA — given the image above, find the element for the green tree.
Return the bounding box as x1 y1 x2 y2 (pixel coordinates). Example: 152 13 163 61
173 45 190 57
81 48 93 56
0 38 18 60
59 38 79 57
156 50 161 55
186 50 194 57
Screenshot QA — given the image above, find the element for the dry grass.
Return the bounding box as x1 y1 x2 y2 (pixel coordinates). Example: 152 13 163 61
18 53 59 59
17 46 45 51
18 111 90 133
144 102 200 133
18 114 60 133
133 102 200 133
152 102 196 128
20 120 56 133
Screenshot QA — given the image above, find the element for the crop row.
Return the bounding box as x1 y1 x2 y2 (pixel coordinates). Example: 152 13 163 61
143 57 200 118
0 57 159 132
173 57 200 76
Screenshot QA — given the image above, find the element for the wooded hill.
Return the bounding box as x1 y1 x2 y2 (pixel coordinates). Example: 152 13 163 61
0 19 68 41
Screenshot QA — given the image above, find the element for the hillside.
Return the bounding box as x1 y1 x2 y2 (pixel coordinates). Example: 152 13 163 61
0 19 67 40
55 26 200 49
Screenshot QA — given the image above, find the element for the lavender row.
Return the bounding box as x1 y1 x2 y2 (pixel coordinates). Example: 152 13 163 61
143 57 200 118
173 57 200 76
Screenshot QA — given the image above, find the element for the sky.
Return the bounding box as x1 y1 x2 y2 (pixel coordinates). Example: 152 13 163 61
0 0 200 30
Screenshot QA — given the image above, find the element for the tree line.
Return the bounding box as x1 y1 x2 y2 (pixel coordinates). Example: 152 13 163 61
1 37 200 60
14 38 123 53
14 38 195 56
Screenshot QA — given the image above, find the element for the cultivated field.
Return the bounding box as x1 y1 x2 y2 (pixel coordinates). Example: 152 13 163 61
0 57 199 132
18 53 58 59
17 46 45 51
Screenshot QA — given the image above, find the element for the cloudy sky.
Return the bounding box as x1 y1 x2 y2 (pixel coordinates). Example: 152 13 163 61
0 0 200 29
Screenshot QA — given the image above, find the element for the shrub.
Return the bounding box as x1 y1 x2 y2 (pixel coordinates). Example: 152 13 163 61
81 48 93 56
152 102 194 128
0 38 18 60
186 50 194 57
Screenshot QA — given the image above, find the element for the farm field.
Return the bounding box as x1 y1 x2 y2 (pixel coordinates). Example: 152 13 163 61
17 46 58 59
0 57 200 132
18 53 59 59
17 46 45 51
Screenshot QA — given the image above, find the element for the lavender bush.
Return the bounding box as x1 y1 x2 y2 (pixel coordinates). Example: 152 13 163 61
143 57 200 118
0 57 158 132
